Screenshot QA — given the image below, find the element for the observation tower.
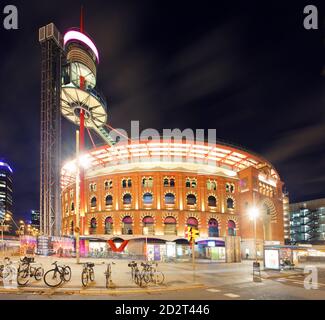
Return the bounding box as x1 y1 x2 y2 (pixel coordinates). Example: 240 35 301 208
39 10 114 236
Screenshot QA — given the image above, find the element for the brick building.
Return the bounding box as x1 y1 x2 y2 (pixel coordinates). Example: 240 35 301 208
61 139 285 260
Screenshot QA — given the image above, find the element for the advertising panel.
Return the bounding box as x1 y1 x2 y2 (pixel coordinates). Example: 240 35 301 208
264 249 280 269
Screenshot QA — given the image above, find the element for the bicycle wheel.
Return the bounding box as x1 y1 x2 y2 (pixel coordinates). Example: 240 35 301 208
81 270 89 287
17 269 29 286
44 269 62 288
34 267 44 281
63 266 71 282
153 271 164 285
142 269 150 284
89 267 95 281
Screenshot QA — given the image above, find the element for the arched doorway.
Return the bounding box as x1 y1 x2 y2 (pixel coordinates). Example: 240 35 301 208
228 220 236 236
104 217 113 235
164 216 177 235
142 216 154 235
122 216 133 235
208 218 219 237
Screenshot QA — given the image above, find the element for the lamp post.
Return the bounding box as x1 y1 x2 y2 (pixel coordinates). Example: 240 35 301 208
249 207 259 262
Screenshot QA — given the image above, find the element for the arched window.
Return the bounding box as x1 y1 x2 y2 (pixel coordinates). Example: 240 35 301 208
208 195 217 207
89 218 97 235
105 195 113 206
123 193 132 205
208 218 219 237
163 178 169 187
127 179 132 188
89 183 97 192
70 221 74 236
143 216 154 235
226 183 235 193
143 192 153 204
185 179 191 188
165 193 175 204
90 196 97 208
122 179 127 188
122 216 133 235
104 217 113 235
191 180 197 188
228 220 236 236
187 217 199 232
187 194 197 205
71 202 74 211
170 178 175 187
104 180 112 190
164 216 177 235
226 198 234 209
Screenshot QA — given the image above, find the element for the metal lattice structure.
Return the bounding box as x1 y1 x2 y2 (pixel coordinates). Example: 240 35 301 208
39 23 63 236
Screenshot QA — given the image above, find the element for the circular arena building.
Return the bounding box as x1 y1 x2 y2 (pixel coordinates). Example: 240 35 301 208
60 139 285 261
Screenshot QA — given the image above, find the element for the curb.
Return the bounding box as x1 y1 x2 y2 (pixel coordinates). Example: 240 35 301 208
0 283 206 296
260 272 305 279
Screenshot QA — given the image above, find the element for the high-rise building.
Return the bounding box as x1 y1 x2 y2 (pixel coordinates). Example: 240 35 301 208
31 209 40 230
289 198 325 244
0 160 13 232
283 193 290 244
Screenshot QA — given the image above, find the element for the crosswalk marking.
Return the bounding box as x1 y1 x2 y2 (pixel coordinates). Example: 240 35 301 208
224 293 240 298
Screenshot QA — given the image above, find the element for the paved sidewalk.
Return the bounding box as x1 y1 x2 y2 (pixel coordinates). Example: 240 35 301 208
0 256 205 295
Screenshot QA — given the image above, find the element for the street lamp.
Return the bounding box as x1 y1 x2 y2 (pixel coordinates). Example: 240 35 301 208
249 207 259 262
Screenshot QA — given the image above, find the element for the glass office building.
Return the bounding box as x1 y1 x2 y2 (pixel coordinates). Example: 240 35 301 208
0 160 13 228
289 198 325 244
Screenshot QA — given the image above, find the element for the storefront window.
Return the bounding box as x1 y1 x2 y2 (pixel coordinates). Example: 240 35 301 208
164 216 177 235
105 217 113 235
143 216 154 235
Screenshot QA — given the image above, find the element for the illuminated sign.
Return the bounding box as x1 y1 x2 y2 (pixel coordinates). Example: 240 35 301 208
64 30 99 62
264 249 280 269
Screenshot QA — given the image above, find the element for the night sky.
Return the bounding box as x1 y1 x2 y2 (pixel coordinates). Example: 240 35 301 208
0 0 324 221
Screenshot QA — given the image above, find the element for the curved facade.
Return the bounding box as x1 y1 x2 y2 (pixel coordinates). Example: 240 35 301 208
61 140 285 259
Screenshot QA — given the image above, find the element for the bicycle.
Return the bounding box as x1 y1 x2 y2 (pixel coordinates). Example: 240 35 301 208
104 262 115 288
43 261 71 288
81 262 95 287
128 261 137 282
128 261 148 287
146 262 164 285
17 257 44 286
0 257 16 284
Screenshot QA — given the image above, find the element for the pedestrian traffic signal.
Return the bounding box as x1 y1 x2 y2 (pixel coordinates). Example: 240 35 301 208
185 226 199 242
